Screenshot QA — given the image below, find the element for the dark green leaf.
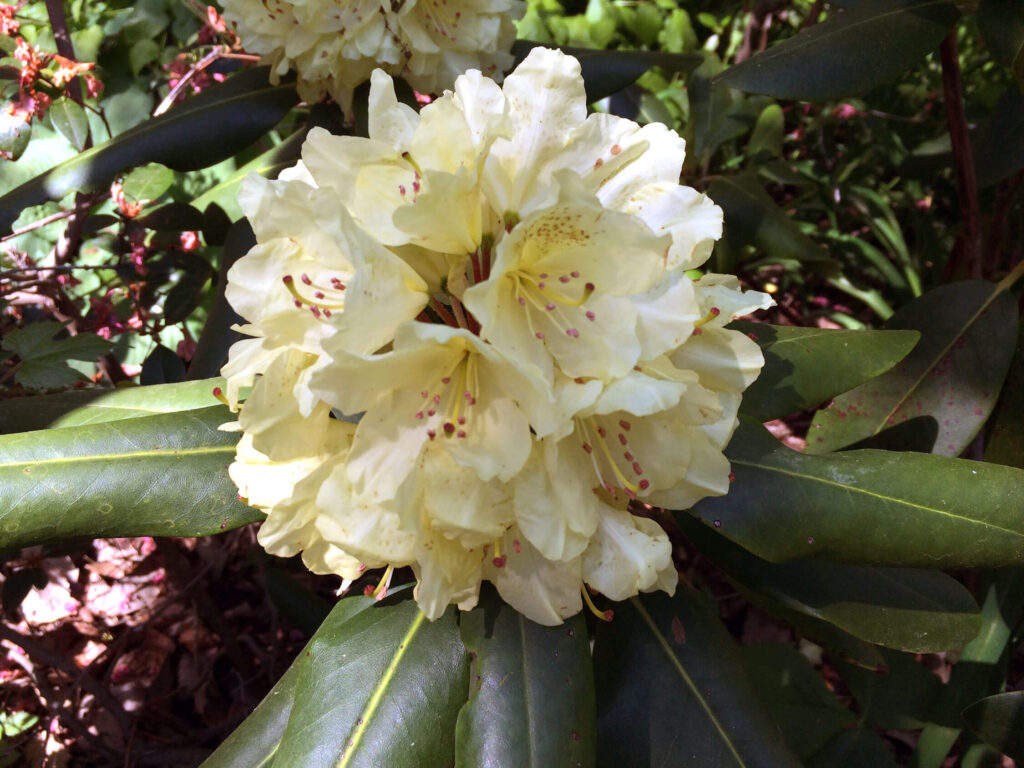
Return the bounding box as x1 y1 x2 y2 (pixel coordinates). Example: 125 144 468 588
732 322 920 421
140 344 187 385
455 588 595 768
200 600 379 768
839 648 943 730
0 67 299 234
593 589 802 768
512 41 703 102
742 643 855 759
0 378 225 433
676 513 980 652
48 97 90 152
985 320 1024 468
135 202 205 232
977 0 1024 83
121 162 174 203
0 406 258 550
1 322 113 389
807 731 900 768
715 0 958 100
263 568 332 636
973 88 1024 189
707 174 838 272
746 104 784 160
913 570 1024 766
691 418 1024 567
962 691 1024 762
274 598 468 767
807 281 1019 456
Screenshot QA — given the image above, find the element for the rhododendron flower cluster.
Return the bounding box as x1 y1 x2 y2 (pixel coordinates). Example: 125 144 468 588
222 48 772 625
220 0 523 112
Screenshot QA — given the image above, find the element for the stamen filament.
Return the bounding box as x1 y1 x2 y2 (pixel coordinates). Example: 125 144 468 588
582 585 614 621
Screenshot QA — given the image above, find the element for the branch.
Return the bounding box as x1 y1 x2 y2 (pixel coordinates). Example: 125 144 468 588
940 31 982 279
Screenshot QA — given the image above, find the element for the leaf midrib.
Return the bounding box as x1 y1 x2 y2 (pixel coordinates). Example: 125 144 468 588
0 444 233 469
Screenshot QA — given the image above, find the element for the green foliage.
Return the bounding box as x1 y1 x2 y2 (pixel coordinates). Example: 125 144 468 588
0 321 112 389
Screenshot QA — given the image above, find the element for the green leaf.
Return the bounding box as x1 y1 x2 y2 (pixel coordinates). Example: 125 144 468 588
807 731 900 768
0 67 299 234
732 322 920 421
807 280 1019 456
129 38 161 76
140 344 187 384
135 202 206 232
973 87 1024 189
912 570 1024 767
0 108 31 161
593 589 803 768
714 0 959 100
742 643 855 759
454 588 595 768
691 418 1024 567
746 104 784 160
273 598 468 767
962 691 1024 762
840 648 943 730
0 406 258 550
977 0 1024 84
121 162 174 204
0 378 225 433
512 41 703 102
675 513 980 652
48 97 90 151
1 322 113 389
706 174 838 272
985 320 1024 468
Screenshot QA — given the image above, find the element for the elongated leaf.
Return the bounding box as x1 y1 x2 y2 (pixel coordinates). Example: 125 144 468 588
201 597 376 768
973 87 1024 188
962 691 1024 762
274 599 468 767
977 0 1024 83
692 418 1024 567
742 644 855 759
715 0 958 100
839 648 943 731
455 589 595 768
985 320 1024 468
0 67 298 234
593 589 802 768
512 40 702 102
707 174 837 272
807 280 1019 455
675 514 979 652
912 571 1024 768
0 378 225 433
731 322 920 421
807 731 900 768
0 406 256 550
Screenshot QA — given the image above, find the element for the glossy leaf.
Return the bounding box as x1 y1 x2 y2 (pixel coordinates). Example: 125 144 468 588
0 378 225 434
692 418 1024 567
0 406 257 550
732 322 920 421
962 691 1024 762
593 589 802 768
707 174 837 272
807 280 1019 455
201 597 377 768
455 589 595 768
676 513 980 652
912 571 1024 767
715 0 958 100
512 40 702 102
48 97 90 151
742 643 855 759
0 66 298 234
985 320 1024 469
273 598 468 768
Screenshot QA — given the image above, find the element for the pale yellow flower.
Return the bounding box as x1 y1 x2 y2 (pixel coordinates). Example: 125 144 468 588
221 0 523 112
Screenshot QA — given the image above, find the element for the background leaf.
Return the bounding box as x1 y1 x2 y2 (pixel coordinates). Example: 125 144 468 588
273 598 468 768
1 322 113 389
714 0 958 100
593 588 802 768
976 0 1024 85
962 691 1024 762
121 162 174 203
692 419 1024 567
985 320 1024 468
48 97 90 152
732 322 920 421
455 588 595 768
807 280 1019 455
0 406 257 550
